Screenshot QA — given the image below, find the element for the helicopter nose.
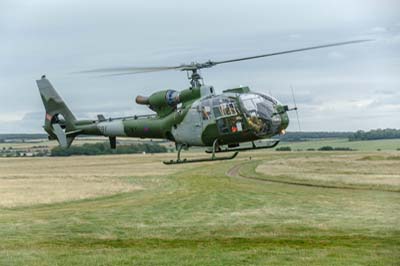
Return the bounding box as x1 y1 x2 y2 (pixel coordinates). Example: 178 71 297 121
274 104 289 134
280 111 289 131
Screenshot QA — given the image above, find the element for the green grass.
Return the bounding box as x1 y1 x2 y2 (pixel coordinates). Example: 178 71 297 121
0 152 399 265
279 138 400 151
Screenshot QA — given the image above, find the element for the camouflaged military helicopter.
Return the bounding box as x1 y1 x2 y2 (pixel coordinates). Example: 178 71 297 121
37 40 369 164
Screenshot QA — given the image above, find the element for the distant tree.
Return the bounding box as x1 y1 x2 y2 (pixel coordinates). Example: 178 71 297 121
276 146 291 151
318 146 334 151
333 147 354 151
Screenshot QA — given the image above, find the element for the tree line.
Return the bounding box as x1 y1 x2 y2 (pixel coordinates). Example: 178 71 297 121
51 142 168 156
348 129 400 141
275 131 353 142
0 134 47 141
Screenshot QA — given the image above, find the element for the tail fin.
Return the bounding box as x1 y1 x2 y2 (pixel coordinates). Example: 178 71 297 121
36 75 77 148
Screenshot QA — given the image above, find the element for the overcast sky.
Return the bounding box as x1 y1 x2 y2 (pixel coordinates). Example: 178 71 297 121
1 0 399 133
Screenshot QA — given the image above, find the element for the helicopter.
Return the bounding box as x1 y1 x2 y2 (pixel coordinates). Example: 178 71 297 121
37 39 370 164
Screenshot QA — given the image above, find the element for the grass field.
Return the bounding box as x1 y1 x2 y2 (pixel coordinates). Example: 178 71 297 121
0 150 399 265
279 138 400 151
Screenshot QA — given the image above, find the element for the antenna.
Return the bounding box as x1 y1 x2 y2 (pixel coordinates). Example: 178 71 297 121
290 85 301 131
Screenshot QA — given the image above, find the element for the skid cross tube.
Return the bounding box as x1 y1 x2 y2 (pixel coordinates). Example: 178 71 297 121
205 140 280 153
163 140 239 165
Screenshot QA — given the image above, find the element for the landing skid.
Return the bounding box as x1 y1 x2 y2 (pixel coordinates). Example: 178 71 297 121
205 140 280 154
163 152 238 165
163 139 238 165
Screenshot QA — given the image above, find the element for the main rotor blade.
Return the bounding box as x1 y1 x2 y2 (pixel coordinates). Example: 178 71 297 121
99 69 178 77
76 65 183 74
211 39 372 66
75 39 372 76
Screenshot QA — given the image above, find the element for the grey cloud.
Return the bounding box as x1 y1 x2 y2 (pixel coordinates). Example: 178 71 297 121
0 0 399 132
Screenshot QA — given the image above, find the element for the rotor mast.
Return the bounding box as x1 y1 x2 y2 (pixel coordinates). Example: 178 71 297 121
187 69 203 88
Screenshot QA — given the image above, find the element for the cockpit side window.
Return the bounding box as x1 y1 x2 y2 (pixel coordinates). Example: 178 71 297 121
199 98 212 120
240 94 275 116
212 97 239 119
258 93 278 105
239 93 278 136
218 102 238 116
211 96 244 134
242 99 256 112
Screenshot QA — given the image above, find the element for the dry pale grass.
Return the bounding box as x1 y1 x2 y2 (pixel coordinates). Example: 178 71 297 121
0 153 189 208
0 177 141 208
256 153 400 188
